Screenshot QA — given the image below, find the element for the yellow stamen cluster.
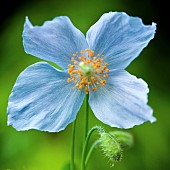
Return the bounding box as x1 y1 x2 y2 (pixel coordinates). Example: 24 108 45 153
67 49 109 94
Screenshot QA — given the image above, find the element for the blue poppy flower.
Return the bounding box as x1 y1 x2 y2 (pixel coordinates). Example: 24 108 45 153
7 12 156 132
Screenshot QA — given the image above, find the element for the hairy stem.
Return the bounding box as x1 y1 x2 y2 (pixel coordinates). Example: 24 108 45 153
81 126 100 170
71 119 76 170
84 94 89 141
85 140 101 166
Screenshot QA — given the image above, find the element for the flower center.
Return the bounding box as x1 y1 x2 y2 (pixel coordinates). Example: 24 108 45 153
79 62 94 76
67 49 109 94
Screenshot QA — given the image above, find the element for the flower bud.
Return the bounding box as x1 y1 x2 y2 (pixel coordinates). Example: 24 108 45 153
99 132 122 166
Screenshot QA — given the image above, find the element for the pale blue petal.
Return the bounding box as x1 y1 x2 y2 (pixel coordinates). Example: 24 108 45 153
89 70 156 129
7 62 85 132
86 12 156 70
23 17 88 70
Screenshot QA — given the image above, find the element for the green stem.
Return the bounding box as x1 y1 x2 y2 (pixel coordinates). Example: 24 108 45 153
85 140 101 166
71 119 76 170
81 126 100 170
84 94 89 141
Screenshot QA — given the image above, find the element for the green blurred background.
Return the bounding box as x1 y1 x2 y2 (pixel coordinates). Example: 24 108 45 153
0 0 169 169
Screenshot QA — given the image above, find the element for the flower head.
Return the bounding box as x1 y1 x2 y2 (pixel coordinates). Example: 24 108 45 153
7 12 156 132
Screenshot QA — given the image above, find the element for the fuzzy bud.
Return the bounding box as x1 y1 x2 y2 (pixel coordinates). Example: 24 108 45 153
99 132 122 166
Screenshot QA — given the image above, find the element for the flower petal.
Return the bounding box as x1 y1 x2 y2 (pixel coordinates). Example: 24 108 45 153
23 17 88 70
89 70 156 129
86 12 156 69
7 62 85 132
